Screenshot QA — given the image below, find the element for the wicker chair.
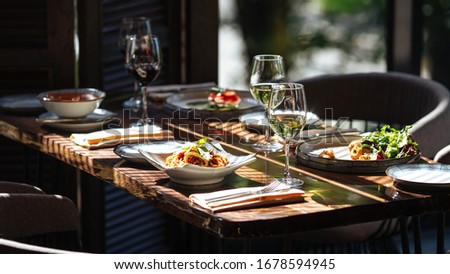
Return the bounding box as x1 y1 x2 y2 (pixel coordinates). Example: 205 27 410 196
0 181 80 253
434 144 450 164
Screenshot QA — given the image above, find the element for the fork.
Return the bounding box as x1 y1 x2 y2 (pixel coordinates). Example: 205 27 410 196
205 180 282 204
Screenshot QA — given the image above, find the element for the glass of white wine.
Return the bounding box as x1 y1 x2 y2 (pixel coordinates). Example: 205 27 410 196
268 83 307 187
249 54 286 152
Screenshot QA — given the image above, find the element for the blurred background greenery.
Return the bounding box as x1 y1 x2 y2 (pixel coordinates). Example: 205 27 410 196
219 0 450 90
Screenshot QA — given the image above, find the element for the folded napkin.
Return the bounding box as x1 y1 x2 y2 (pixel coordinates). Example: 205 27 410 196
189 186 305 213
70 125 173 149
146 82 216 101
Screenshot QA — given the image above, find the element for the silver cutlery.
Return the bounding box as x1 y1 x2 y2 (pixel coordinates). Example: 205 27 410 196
205 180 282 204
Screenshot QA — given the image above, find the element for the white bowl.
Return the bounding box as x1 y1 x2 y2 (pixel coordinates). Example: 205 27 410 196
37 88 105 118
138 141 257 185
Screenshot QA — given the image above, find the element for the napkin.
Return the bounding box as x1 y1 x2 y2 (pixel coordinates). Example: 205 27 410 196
146 82 216 101
189 186 305 213
70 125 173 149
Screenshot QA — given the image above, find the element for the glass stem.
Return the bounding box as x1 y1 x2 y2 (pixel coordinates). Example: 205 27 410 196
140 85 149 122
133 81 140 100
283 138 292 181
131 81 141 113
264 109 271 144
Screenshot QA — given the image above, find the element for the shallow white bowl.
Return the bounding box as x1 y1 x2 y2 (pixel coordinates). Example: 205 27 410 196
37 88 105 118
138 141 256 185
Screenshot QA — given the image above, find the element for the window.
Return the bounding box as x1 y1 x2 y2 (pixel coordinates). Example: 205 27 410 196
219 0 386 89
422 0 450 89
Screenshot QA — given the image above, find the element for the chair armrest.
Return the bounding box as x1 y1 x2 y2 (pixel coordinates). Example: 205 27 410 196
434 144 450 164
0 238 81 254
0 181 45 194
0 193 79 238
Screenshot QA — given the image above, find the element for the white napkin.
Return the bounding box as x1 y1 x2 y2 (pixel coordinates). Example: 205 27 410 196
146 82 216 101
190 186 305 213
70 125 173 149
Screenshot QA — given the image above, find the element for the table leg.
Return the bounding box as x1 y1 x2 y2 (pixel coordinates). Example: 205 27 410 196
437 212 446 254
36 150 43 188
243 238 252 253
282 234 294 253
412 216 422 254
218 238 226 253
399 217 410 254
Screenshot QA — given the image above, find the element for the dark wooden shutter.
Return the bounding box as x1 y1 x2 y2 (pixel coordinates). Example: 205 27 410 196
78 0 217 105
78 0 182 106
0 0 76 189
76 0 180 253
0 0 75 94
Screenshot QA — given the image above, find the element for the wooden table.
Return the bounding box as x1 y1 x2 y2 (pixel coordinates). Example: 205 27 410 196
0 105 449 253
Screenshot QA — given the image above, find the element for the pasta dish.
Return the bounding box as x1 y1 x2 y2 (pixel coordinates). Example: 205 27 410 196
165 138 229 167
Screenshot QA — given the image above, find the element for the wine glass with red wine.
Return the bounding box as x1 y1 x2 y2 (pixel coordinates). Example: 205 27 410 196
119 17 152 111
124 34 162 125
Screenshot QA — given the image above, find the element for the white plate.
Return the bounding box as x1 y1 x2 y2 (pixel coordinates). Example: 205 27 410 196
163 89 262 120
296 135 421 173
0 94 45 115
386 164 450 189
135 141 257 185
38 109 115 132
114 142 185 165
240 111 320 131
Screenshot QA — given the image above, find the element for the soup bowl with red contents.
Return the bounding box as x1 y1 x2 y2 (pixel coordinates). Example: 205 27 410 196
37 88 105 118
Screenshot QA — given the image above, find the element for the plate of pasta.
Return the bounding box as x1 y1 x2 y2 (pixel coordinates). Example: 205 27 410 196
137 139 256 185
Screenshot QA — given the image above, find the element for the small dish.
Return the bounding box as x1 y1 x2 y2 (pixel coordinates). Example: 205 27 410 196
136 141 257 185
37 88 105 118
386 164 450 190
38 109 115 132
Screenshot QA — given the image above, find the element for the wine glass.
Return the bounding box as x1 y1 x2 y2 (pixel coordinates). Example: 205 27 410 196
268 83 307 187
124 34 162 125
249 54 286 152
118 17 152 111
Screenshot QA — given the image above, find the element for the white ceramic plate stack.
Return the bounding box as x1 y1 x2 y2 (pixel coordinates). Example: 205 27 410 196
386 164 450 193
37 109 115 132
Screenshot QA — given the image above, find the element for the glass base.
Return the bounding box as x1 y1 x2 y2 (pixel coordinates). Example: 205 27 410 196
122 96 142 113
252 140 283 152
274 177 304 188
130 118 153 127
